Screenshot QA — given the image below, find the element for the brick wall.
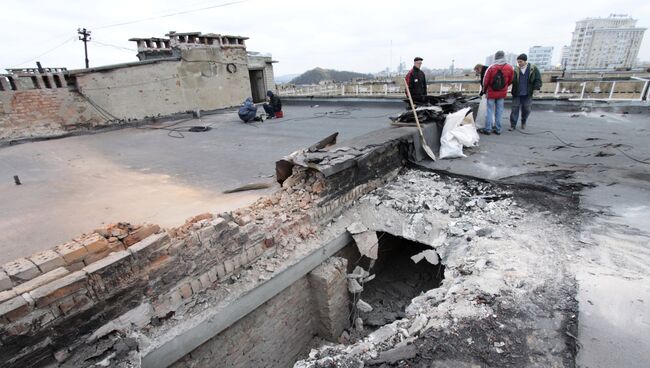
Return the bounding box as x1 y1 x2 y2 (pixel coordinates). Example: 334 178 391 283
0 128 412 367
0 89 106 143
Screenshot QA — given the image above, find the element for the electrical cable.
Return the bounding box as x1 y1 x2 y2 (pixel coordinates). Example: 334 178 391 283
93 0 249 30
516 129 650 165
8 37 76 68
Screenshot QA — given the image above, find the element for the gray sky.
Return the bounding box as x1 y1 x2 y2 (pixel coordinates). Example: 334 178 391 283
2 0 649 76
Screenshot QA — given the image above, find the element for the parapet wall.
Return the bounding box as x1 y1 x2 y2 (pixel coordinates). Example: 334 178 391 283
1 47 252 144
0 127 419 367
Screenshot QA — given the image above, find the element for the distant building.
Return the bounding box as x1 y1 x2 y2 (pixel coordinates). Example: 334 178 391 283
560 45 571 69
528 46 554 70
485 52 517 67
565 14 646 70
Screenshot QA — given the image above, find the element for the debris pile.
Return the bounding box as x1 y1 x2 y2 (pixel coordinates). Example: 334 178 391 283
391 92 479 126
297 168 579 367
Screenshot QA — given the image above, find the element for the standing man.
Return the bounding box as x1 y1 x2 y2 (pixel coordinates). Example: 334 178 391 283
405 57 427 103
510 53 542 130
482 51 514 135
473 63 488 96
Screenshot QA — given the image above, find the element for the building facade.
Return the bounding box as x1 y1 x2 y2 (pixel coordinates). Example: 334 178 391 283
565 14 646 70
528 46 554 70
485 52 518 67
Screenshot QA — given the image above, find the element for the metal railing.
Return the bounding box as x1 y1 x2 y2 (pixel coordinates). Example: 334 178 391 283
279 77 650 102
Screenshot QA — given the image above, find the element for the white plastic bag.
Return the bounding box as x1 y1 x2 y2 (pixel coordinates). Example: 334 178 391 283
474 95 487 130
439 107 480 159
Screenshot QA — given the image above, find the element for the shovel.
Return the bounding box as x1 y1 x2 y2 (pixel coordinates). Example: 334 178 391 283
404 78 436 161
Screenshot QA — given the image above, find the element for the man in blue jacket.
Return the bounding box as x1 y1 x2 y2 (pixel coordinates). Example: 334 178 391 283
238 97 257 123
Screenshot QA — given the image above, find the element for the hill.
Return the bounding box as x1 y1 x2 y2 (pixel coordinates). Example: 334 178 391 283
290 67 373 85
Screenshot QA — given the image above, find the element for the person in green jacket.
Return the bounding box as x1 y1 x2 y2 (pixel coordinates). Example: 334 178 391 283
509 53 542 130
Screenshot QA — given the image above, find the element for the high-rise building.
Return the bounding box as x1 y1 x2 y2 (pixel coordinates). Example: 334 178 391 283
566 14 646 70
528 46 554 70
560 45 571 68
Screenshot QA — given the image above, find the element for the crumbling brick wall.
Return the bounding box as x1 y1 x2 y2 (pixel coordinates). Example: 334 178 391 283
0 128 413 368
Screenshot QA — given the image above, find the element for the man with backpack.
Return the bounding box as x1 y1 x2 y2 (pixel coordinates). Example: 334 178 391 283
509 53 542 130
482 50 514 135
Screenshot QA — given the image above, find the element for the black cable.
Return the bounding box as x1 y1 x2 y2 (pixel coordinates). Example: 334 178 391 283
516 129 650 164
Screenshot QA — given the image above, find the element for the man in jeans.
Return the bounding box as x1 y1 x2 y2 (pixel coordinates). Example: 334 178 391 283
482 51 514 135
510 53 542 130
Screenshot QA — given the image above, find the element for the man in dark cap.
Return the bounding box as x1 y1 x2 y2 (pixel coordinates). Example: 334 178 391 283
405 57 427 103
263 90 283 119
510 53 542 130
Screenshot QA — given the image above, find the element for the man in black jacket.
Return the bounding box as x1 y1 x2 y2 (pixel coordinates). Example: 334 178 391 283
405 57 427 103
263 90 282 119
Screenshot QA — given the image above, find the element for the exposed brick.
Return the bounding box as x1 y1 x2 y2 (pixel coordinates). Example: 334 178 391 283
190 279 202 294
123 224 161 247
224 259 234 274
54 241 88 264
29 249 65 274
0 295 31 322
66 261 86 272
29 271 87 308
0 289 17 303
2 257 41 282
56 290 92 315
0 269 12 291
199 273 212 289
235 214 253 226
179 282 192 299
80 233 109 254
207 267 218 283
83 249 112 266
83 250 134 297
13 267 70 295
127 232 170 260
215 263 226 279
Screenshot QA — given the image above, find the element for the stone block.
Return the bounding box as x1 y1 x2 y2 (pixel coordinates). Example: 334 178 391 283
207 267 218 283
2 258 41 282
29 249 65 274
29 271 88 308
107 240 126 253
0 295 31 322
80 233 109 254
234 215 252 226
123 224 161 247
0 269 12 291
54 241 88 264
13 267 70 295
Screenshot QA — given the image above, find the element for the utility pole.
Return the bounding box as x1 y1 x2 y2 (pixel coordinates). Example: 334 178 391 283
78 28 91 69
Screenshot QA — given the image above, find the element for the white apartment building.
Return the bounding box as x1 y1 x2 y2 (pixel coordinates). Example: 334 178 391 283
566 14 646 70
528 46 554 70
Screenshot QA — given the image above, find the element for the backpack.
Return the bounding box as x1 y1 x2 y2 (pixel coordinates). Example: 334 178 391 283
491 67 506 90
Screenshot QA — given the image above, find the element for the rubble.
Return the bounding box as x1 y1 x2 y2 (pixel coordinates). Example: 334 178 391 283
295 168 579 367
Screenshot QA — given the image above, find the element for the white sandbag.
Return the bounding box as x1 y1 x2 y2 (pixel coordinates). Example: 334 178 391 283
452 113 480 147
474 95 487 130
440 107 480 159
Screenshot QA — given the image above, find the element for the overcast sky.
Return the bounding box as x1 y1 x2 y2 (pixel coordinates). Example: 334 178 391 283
2 0 649 76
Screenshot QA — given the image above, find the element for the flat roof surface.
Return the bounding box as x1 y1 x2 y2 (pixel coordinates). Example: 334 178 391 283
0 104 397 263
